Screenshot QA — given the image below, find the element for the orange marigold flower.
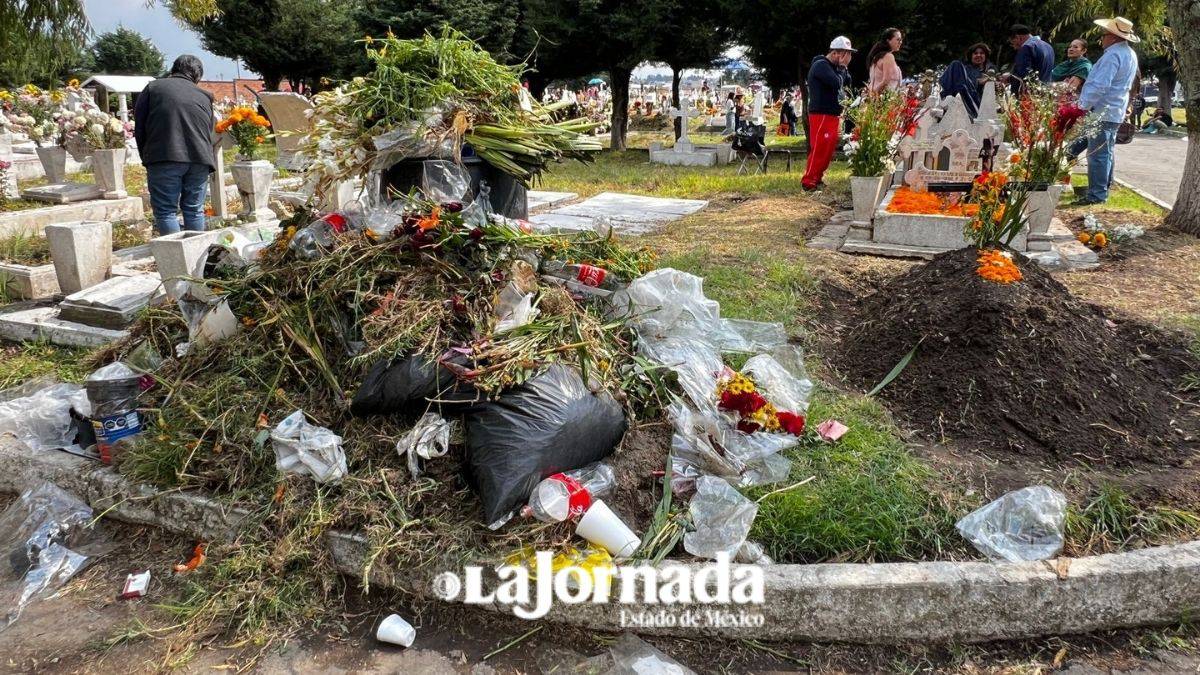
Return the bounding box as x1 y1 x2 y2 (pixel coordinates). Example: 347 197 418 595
1092 232 1108 248
1077 231 1091 243
255 135 265 143
416 205 442 232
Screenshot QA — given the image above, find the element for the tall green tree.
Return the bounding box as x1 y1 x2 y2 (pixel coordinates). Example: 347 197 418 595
0 0 89 86
651 0 731 140
356 0 521 61
1165 0 1200 235
91 27 165 75
183 0 361 90
524 0 666 150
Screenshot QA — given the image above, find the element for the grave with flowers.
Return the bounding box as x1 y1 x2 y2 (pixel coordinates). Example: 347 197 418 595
814 81 1098 270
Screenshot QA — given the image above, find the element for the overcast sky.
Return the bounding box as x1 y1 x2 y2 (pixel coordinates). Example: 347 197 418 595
83 0 251 80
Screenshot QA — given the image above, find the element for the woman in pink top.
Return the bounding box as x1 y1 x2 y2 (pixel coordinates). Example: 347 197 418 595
867 28 904 94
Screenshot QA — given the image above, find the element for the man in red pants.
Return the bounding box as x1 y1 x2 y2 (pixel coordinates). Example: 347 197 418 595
802 36 854 191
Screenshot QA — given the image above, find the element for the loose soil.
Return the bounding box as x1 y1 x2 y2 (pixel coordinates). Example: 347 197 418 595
833 247 1200 467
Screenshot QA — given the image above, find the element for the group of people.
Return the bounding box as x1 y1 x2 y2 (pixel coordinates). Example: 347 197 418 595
801 17 1144 205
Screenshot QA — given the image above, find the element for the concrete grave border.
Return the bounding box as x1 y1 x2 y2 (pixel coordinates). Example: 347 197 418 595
1 441 1198 643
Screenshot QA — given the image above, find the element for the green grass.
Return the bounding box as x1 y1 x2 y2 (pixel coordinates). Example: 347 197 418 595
1064 172 1166 215
0 341 94 389
1065 483 1200 555
750 387 969 563
662 249 815 334
540 149 840 201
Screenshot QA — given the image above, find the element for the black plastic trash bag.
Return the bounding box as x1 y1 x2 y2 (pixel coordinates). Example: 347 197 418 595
351 353 475 416
461 364 627 523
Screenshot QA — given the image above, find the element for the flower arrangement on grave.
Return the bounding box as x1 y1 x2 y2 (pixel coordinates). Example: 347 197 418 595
715 369 806 436
301 28 600 200
1076 212 1144 250
2 84 67 147
215 106 272 159
0 159 11 207
886 187 980 217
963 171 1029 249
1003 82 1093 185
62 108 133 151
843 88 907 177
975 248 1023 284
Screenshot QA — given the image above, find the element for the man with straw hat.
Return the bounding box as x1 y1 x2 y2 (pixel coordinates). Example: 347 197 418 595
1073 17 1140 205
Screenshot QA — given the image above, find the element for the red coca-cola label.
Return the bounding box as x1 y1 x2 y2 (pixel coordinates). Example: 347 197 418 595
550 473 593 519
575 264 607 287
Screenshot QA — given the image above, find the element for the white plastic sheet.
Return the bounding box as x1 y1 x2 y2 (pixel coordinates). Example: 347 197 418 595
0 383 90 452
607 632 695 675
684 476 758 560
955 486 1067 562
395 412 451 478
270 411 348 484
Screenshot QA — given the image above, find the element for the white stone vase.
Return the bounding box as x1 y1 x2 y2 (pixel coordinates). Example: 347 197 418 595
1023 184 1066 236
92 148 128 199
230 159 275 222
36 145 67 184
850 174 887 223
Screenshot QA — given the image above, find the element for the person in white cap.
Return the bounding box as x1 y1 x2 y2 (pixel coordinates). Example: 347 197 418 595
1074 17 1140 205
802 36 854 191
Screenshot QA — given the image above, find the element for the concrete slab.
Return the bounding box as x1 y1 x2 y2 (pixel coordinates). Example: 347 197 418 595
57 274 164 329
21 182 103 205
526 190 578 212
531 191 708 236
649 148 719 167
0 305 128 347
0 197 144 239
0 262 59 300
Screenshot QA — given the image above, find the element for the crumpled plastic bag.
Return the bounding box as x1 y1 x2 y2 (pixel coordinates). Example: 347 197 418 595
395 413 450 478
955 486 1067 562
741 349 813 414
494 284 539 334
606 633 695 675
1 482 101 631
0 381 91 452
178 293 239 347
735 540 774 565
622 269 722 340
683 476 758 559
270 411 348 484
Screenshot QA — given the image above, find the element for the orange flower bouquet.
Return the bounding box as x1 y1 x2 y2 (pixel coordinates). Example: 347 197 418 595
976 248 1023 284
215 105 272 159
962 171 1030 249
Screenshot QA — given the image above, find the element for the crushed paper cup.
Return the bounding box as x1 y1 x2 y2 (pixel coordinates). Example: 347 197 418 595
816 419 849 442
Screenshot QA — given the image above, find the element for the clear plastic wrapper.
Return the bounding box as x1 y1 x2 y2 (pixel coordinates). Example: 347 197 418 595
270 410 348 484
741 350 813 414
623 269 722 340
359 202 407 243
638 337 723 413
735 540 774 565
395 412 450 478
955 486 1067 562
177 294 239 347
607 633 695 675
683 476 758 560
1 483 102 631
420 160 471 204
494 283 539 334
461 181 494 229
0 382 90 452
710 318 788 353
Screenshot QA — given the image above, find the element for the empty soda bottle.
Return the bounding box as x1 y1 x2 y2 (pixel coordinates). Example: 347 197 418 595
524 463 617 522
540 260 621 291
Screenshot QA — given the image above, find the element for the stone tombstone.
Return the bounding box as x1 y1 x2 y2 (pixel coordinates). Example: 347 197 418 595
0 133 17 200
902 93 1004 191
668 98 696 152
208 137 230 220
45 220 113 294
257 92 314 172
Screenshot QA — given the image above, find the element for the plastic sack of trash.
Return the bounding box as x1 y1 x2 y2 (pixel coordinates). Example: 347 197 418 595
270 411 348 484
0 382 90 452
351 353 477 416
396 412 451 478
683 476 758 560
462 364 627 523
1 482 100 631
955 486 1067 562
607 632 695 675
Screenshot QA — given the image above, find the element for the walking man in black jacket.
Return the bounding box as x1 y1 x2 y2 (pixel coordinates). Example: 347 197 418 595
802 37 854 191
134 55 215 234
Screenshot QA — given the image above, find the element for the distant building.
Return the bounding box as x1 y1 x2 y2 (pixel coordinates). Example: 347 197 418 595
196 79 294 105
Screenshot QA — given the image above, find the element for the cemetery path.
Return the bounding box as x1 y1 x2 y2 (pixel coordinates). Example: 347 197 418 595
1113 133 1187 208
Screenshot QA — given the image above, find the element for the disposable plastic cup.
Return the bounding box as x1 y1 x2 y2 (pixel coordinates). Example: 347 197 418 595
575 500 641 559
376 613 416 647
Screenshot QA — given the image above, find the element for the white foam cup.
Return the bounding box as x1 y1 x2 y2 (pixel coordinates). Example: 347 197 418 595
575 499 641 559
376 613 416 647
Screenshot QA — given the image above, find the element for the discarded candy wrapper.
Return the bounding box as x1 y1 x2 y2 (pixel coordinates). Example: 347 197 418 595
271 411 348 484
816 419 849 442
120 570 150 599
955 486 1067 562
683 476 758 560
395 413 450 478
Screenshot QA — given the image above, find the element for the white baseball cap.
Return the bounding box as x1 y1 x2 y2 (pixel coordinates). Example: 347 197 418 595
829 36 857 52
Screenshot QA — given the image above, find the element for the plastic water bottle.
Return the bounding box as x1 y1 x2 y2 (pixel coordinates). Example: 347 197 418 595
85 362 144 464
524 463 617 523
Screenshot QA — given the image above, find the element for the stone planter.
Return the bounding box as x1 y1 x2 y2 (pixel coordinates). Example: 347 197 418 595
36 146 67 184
45 220 113 294
1023 184 1066 237
850 174 887 223
230 159 275 223
92 148 128 199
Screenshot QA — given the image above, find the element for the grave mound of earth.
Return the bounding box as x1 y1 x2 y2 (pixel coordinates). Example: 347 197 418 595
835 247 1200 465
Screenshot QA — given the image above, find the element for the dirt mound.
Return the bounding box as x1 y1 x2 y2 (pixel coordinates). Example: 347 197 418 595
835 247 1200 465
